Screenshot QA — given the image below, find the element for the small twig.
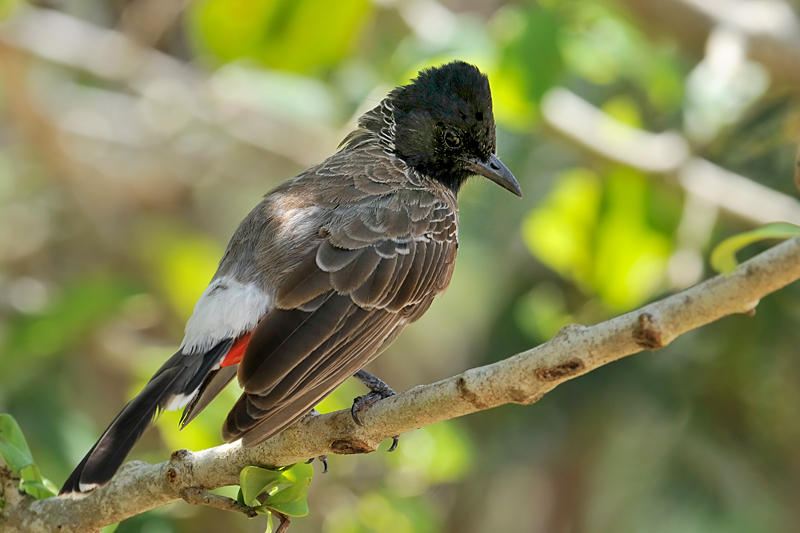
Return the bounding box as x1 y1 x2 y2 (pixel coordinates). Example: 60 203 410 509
274 511 291 533
180 487 258 518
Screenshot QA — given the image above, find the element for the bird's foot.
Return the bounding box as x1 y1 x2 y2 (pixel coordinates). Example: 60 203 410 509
304 454 328 473
351 370 400 452
351 369 397 424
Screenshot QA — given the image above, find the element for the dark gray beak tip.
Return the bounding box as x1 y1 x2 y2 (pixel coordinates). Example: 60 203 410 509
467 154 522 197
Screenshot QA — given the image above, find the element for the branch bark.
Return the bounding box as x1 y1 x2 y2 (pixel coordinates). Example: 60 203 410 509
2 237 799 532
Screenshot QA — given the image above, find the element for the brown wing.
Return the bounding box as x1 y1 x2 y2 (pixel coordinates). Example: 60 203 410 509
222 185 458 446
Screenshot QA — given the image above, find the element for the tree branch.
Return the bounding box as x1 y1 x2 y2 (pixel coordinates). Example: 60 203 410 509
2 5 794 228
0 5 335 168
540 88 800 227
2 237 799 532
615 0 800 92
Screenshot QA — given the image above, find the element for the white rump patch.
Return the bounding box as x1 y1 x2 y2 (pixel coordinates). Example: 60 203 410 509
180 277 272 355
162 391 196 412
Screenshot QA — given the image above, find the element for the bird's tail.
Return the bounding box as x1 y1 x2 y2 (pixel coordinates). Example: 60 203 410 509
60 341 233 494
59 367 181 493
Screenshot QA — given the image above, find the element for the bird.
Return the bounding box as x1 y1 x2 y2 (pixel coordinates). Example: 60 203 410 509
60 60 521 494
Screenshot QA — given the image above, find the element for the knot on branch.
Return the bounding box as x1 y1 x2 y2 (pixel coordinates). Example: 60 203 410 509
633 312 664 349
329 439 375 454
170 449 192 462
457 376 489 409
535 358 585 381
165 449 194 488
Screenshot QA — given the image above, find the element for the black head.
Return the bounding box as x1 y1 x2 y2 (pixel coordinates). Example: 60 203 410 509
388 61 520 196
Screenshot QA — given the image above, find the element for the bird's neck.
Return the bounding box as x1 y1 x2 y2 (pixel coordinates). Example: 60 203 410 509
340 98 397 153
430 172 469 196
340 98 469 197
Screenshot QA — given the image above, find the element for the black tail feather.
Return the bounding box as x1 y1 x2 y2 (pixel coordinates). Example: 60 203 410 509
180 365 238 428
60 340 233 494
60 368 181 494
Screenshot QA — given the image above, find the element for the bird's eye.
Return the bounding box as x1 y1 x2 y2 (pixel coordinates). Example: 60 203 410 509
444 130 461 148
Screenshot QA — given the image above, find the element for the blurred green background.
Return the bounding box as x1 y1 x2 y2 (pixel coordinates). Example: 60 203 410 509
1 0 800 531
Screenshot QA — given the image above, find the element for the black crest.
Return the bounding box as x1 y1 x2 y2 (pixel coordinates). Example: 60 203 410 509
356 61 495 191
343 61 519 196
389 61 497 192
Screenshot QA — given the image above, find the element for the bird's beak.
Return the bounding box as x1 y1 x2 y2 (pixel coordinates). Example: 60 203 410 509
466 154 522 197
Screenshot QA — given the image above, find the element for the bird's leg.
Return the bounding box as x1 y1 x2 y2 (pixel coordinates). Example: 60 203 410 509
302 408 328 472
351 370 400 452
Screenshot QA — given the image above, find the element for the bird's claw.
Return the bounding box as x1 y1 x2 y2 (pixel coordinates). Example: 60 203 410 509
350 389 394 426
305 454 328 473
351 369 400 451
350 390 400 453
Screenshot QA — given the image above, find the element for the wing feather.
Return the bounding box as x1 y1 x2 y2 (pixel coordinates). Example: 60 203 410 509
351 254 397 307
276 253 331 309
224 311 403 444
330 249 382 293
224 161 458 445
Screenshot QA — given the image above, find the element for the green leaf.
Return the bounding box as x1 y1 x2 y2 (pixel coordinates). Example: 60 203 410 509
0 414 34 473
0 415 55 500
266 497 309 517
711 223 800 274
263 463 312 517
264 479 308 507
281 462 314 484
20 478 55 500
237 486 268 514
264 512 274 533
239 466 283 507
239 462 314 518
20 464 57 499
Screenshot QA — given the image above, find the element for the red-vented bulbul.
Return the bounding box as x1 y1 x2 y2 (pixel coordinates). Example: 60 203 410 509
61 60 521 494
